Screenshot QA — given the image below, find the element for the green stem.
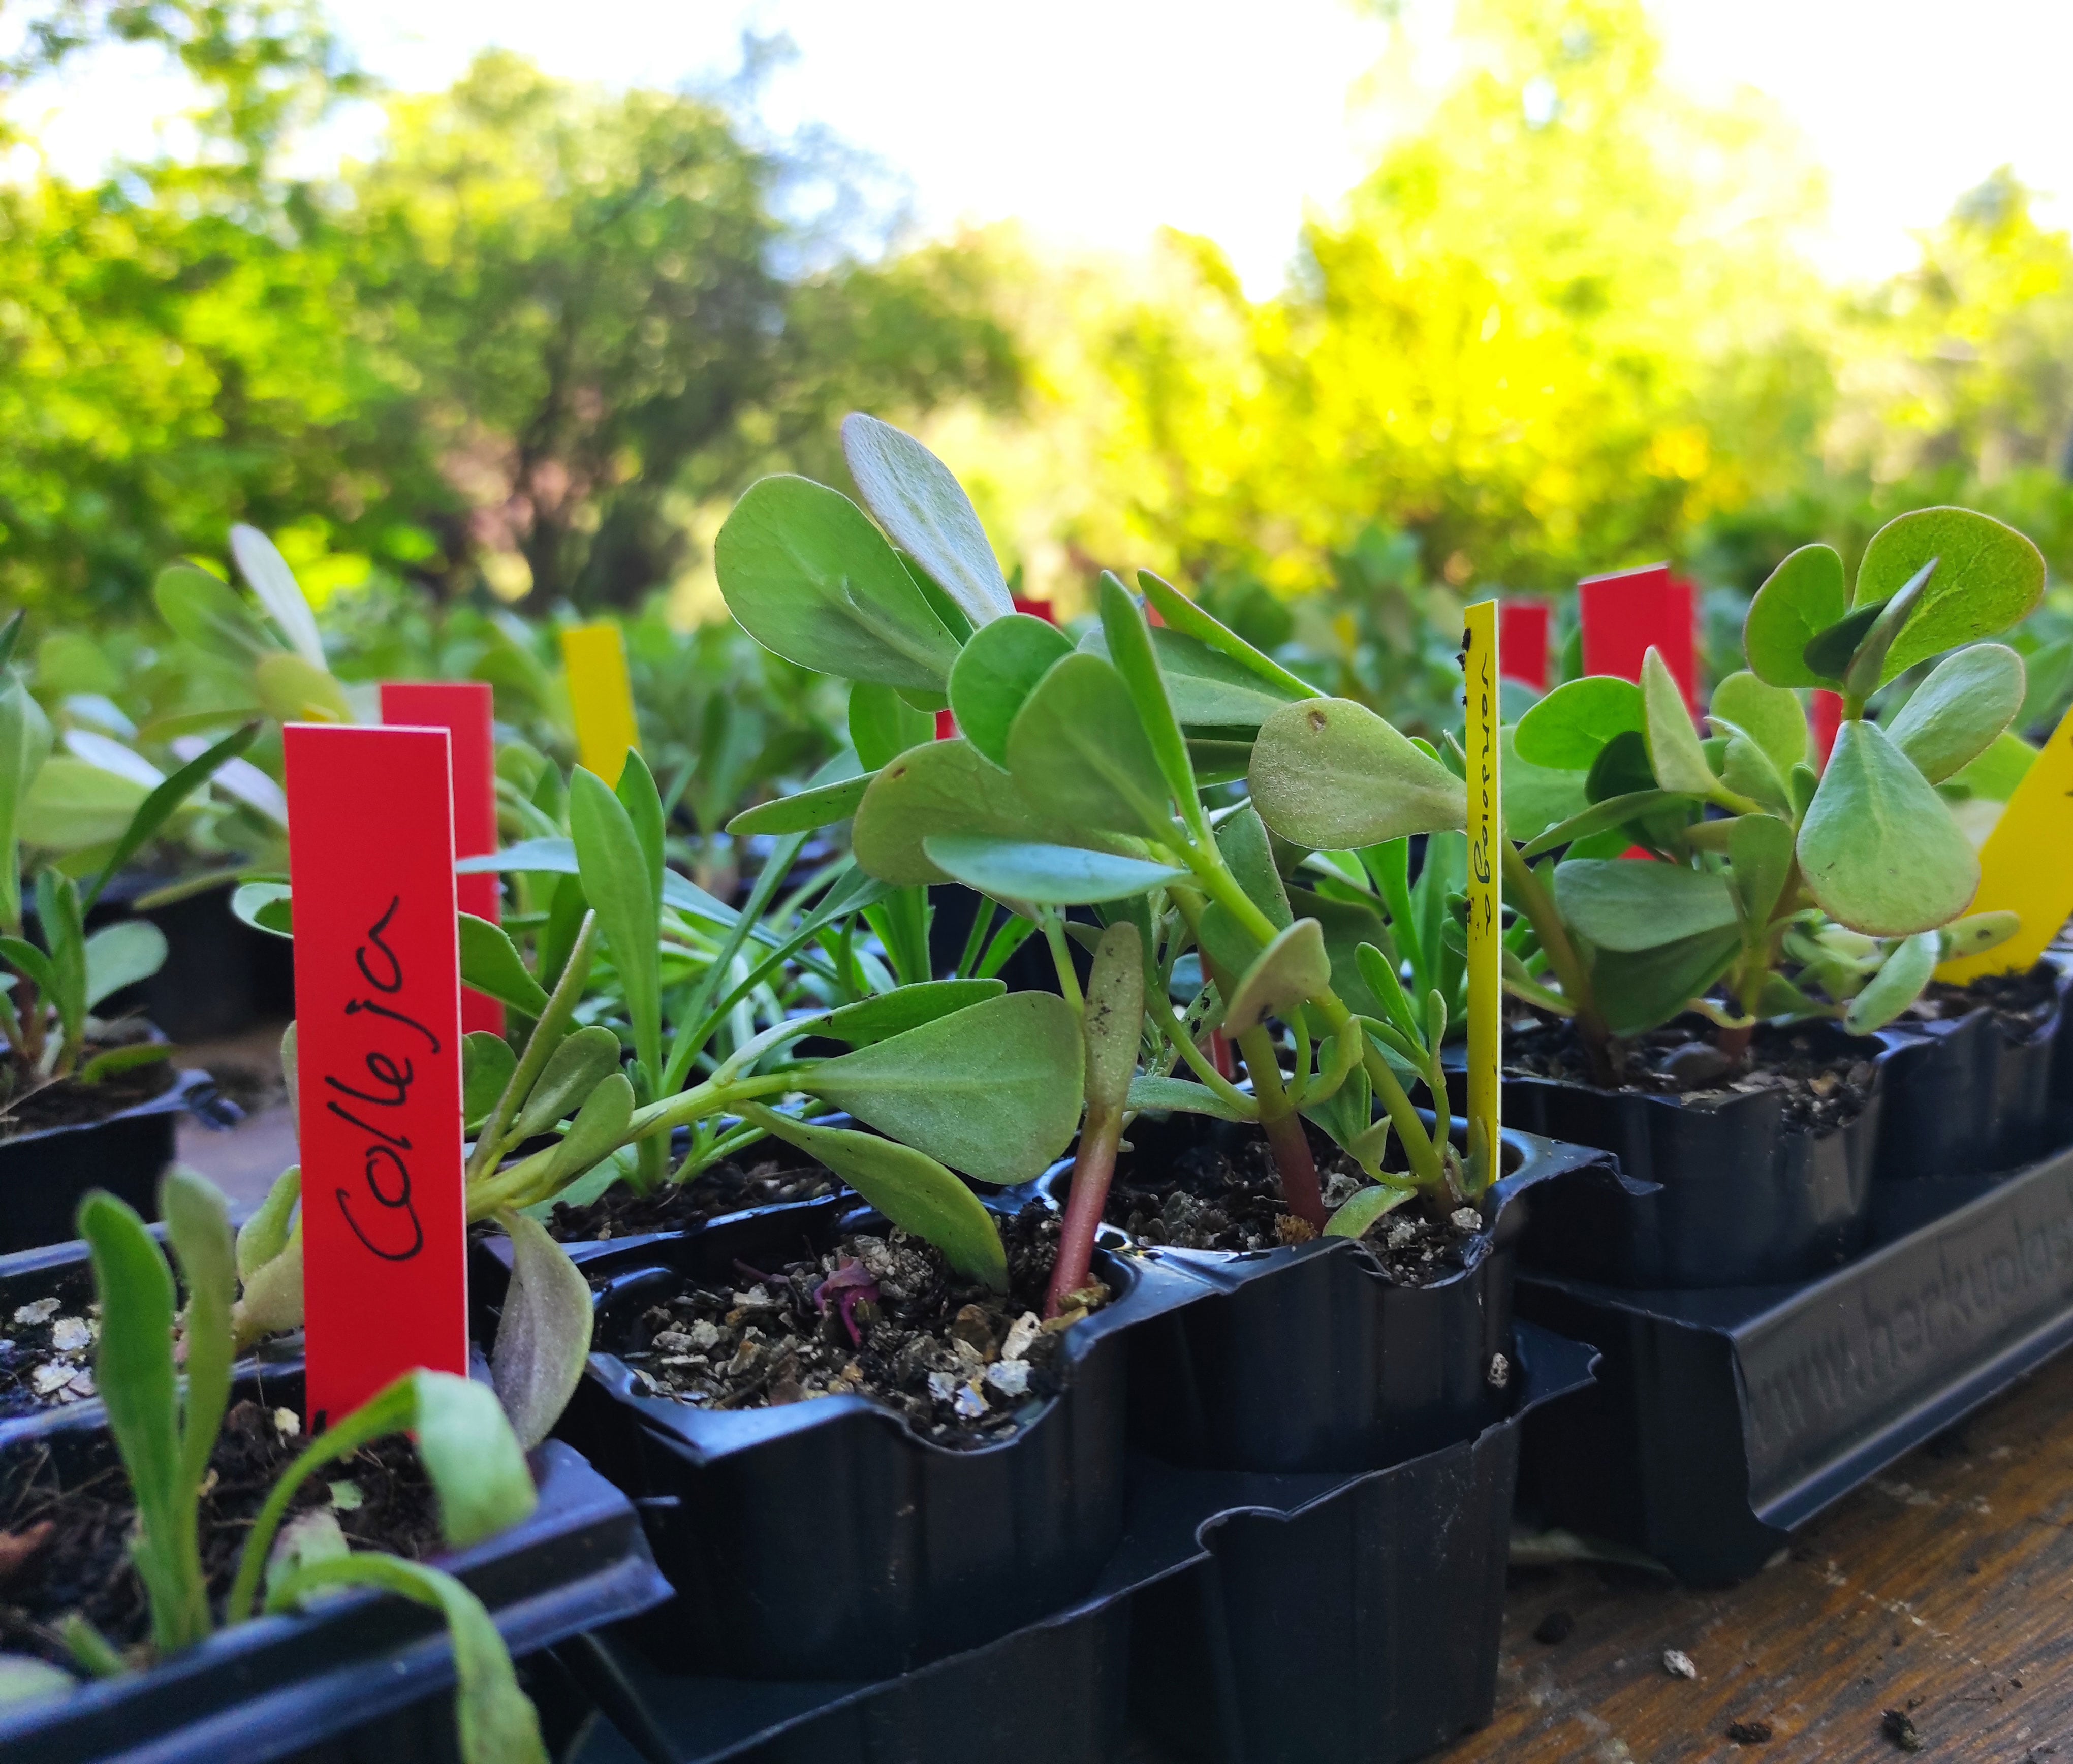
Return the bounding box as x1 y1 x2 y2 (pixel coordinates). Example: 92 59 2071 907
1040 909 1085 1016
1501 840 1612 1084
1234 1025 1326 1228
465 913 598 1186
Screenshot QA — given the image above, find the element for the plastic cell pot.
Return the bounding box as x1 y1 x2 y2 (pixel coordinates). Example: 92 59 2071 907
0 1066 216 1255
1457 1022 1893 1289
1044 1108 1615 1472
532 1194 1210 1682
0 1372 671 1764
1874 961 2073 1182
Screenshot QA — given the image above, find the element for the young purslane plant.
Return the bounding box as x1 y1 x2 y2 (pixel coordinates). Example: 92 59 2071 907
7 1170 551 1764
1250 507 2046 1078
714 417 1480 1307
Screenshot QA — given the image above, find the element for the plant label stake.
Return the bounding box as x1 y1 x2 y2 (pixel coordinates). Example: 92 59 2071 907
1498 601 1549 691
381 682 502 1035
1579 564 1695 711
559 623 640 784
1810 689 1844 769
285 724 469 1430
1937 699 2073 984
1462 600 1502 1184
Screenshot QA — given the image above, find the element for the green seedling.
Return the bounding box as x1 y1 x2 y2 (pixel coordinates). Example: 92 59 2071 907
1 614 259 1096
713 419 1477 1281
55 1170 548 1764
1251 506 2043 1080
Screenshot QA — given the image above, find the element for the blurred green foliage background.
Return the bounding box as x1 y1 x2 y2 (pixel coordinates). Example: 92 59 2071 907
7 0 2073 765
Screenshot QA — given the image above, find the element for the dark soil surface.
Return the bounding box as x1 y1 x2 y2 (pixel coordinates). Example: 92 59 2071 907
0 1053 175 1139
542 1152 842 1243
1904 963 2063 1043
0 1396 440 1668
1506 1015 1879 1136
0 1268 102 1419
603 1204 1090 1448
1101 1119 1485 1281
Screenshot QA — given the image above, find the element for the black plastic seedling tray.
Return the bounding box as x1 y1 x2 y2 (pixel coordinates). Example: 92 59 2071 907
558 1323 1598 1764
1055 1113 1613 1473
1516 1142 2073 1583
0 1066 216 1255
0 1368 671 1764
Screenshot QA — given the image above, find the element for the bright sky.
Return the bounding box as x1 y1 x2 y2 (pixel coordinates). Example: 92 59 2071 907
16 0 2073 296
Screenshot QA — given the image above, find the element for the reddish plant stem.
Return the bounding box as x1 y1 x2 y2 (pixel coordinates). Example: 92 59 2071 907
1047 1101 1123 1318
1259 1107 1327 1230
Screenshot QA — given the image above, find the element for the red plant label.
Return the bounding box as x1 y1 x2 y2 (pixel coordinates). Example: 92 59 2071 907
285 724 469 1431
1578 564 1695 710
1810 689 1844 769
381 682 502 1034
1497 601 1550 690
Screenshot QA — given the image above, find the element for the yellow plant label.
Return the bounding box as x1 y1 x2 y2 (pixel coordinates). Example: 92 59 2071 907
559 622 640 785
1938 700 2073 984
1462 600 1502 1183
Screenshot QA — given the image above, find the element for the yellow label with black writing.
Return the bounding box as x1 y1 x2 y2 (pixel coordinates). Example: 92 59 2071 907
1938 699 2073 984
559 622 640 785
1462 600 1502 1184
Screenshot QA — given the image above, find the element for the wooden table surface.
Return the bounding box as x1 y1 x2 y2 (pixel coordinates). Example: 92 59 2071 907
1452 1348 2073 1762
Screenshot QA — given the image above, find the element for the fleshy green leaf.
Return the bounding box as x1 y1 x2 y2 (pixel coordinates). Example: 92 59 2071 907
1082 621 1309 729
1798 719 1980 935
1512 676 1645 770
490 1211 593 1450
232 881 293 938
0 1656 75 1706
1551 859 1739 953
714 474 961 690
1519 790 1683 860
153 563 275 664
459 915 549 1017
230 525 328 671
1126 1074 1251 1121
1006 653 1176 841
1216 803 1293 929
1801 603 1884 683
1100 575 1200 832
236 1164 301 1280
568 768 661 1079
1729 814 1796 929
0 675 54 927
1708 672 1807 772
1840 559 1936 701
851 737 1077 886
1852 507 2047 682
544 1072 635 1187
463 1031 517 1127
848 682 935 772
1844 931 1940 1034
948 614 1075 768
1885 643 2025 784
1719 734 1792 815
1324 1182 1416 1240
819 980 1008 1045
18 757 148 852
161 1171 236 1525
1135 570 1320 703
82 920 168 1009
254 652 351 724
513 1025 624 1139
1744 545 1848 687
1942 731 2034 802
1942 910 2019 962
1223 918 1331 1034
803 992 1084 1184
1641 648 1715 796
1084 921 1145 1112
1593 929 1743 1037
841 413 1013 629
1247 698 1464 850
265 1552 548 1764
743 1105 1009 1289
84 722 261 910
924 834 1187 904
1501 726 1589 845
725 770 875 836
